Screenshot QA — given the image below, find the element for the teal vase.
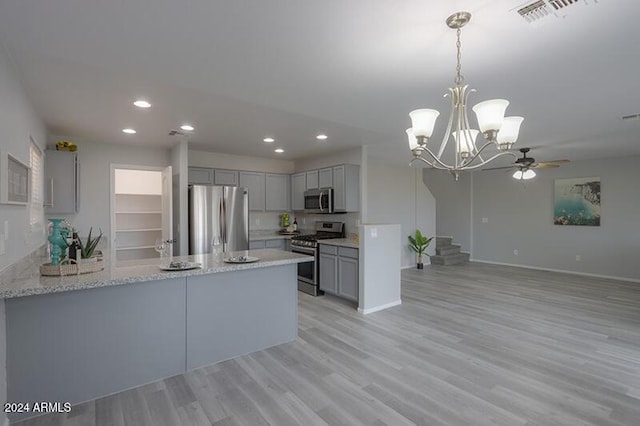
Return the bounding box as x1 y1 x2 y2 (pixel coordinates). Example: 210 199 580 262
48 218 69 266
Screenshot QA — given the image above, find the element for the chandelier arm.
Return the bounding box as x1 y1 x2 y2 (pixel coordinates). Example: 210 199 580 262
457 151 517 171
461 87 484 164
460 140 503 167
436 88 457 159
411 156 449 170
420 146 461 169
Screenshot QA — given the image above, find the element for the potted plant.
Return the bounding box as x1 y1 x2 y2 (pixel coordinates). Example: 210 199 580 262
78 227 103 262
408 230 433 269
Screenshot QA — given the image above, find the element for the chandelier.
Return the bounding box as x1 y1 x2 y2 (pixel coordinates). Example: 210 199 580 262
407 12 523 181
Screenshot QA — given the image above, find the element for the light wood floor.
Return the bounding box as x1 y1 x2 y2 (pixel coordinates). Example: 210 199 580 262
16 263 640 425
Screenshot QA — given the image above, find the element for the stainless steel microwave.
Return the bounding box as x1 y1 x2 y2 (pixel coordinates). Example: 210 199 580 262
304 188 333 214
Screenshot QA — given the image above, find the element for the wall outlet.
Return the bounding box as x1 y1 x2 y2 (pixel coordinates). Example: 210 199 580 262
576 255 581 262
302 218 306 225
513 249 518 256
255 218 261 226
3 220 8 237
370 228 378 238
482 217 488 223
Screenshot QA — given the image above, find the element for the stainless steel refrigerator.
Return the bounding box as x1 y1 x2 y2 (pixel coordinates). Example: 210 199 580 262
188 185 249 254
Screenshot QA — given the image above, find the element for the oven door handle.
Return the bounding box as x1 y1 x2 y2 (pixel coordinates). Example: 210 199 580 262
291 246 316 255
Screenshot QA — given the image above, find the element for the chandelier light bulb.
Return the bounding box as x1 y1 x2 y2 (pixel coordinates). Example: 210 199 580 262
497 116 524 147
472 99 509 134
409 109 440 139
452 129 479 156
406 128 419 151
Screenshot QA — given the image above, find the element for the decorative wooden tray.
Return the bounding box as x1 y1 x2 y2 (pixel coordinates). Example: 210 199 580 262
40 258 104 276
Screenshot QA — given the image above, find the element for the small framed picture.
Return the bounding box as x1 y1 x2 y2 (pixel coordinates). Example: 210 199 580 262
0 150 30 205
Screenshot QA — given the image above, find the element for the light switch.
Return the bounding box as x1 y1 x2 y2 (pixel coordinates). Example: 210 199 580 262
3 220 8 238
482 217 488 223
0 236 5 255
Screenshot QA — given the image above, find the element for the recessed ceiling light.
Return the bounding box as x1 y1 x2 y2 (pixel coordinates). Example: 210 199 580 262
316 134 328 140
133 100 151 108
180 124 195 131
274 148 284 153
263 137 275 143
122 128 137 134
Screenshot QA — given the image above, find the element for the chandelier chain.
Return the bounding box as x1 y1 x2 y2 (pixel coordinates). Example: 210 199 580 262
455 28 463 86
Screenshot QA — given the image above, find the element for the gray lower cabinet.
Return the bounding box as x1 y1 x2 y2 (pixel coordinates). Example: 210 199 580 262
319 244 359 302
250 238 286 250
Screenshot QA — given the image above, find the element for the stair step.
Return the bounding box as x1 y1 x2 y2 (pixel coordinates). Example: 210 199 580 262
435 236 452 248
436 245 461 256
429 252 470 266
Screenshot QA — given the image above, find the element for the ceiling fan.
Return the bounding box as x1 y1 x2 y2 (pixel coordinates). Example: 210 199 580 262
483 148 569 179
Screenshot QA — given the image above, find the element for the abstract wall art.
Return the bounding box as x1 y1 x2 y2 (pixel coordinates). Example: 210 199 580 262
554 177 601 226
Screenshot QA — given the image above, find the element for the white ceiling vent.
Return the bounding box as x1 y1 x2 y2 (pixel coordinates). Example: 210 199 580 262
515 0 599 24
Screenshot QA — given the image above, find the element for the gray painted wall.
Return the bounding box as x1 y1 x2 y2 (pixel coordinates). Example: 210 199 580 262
473 155 640 281
425 155 640 281
0 44 47 272
423 169 471 252
47 137 171 243
367 157 436 268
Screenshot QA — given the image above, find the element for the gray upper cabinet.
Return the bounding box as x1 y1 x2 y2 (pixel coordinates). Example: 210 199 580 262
44 150 79 214
333 164 360 212
214 169 239 186
188 167 214 185
239 172 265 211
305 170 319 190
265 173 290 211
291 172 306 211
319 168 333 188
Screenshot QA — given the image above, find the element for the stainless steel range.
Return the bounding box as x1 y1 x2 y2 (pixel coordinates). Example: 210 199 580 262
290 221 345 296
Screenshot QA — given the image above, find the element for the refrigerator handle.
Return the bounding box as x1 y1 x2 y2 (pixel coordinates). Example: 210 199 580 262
221 196 227 247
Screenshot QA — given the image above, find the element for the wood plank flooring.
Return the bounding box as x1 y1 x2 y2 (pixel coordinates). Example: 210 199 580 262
15 263 640 425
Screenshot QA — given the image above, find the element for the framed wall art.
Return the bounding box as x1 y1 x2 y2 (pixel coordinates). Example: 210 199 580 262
554 177 600 226
0 150 30 205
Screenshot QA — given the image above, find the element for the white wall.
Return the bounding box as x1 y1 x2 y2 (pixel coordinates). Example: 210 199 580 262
472 156 640 281
422 169 472 252
0 41 47 425
294 147 362 171
189 149 294 174
366 157 436 268
0 47 47 272
47 137 171 243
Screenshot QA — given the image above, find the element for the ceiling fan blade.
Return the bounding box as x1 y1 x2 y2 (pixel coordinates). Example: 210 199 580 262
543 159 570 164
482 166 516 171
532 163 560 169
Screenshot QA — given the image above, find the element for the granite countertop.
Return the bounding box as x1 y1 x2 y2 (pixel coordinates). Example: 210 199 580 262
0 249 313 299
319 238 360 249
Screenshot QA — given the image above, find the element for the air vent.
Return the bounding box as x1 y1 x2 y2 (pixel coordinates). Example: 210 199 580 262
515 0 599 24
622 114 640 121
517 1 551 23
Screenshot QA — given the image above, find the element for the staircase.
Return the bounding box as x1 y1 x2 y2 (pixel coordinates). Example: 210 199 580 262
429 236 470 266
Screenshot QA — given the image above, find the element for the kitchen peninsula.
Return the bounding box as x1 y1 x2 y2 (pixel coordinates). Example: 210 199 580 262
0 249 312 422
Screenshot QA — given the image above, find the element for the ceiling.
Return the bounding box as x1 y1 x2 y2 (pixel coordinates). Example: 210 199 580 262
0 0 638 167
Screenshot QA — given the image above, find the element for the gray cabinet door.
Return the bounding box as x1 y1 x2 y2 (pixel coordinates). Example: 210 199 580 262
265 239 285 250
319 253 338 294
338 256 359 301
265 174 289 211
319 168 333 188
333 165 360 212
291 173 306 211
239 172 265 211
249 240 266 250
214 169 239 186
333 165 345 212
45 151 78 214
188 167 214 185
306 170 319 189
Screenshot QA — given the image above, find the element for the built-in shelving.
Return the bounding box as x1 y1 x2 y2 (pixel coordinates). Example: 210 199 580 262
115 193 162 261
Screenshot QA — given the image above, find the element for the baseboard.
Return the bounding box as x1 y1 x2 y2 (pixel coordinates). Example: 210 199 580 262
470 258 640 283
358 299 401 314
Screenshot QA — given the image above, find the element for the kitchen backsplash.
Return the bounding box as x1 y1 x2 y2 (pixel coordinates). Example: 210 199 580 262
250 211 359 236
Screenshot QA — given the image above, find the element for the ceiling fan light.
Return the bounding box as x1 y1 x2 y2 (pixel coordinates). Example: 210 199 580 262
497 116 524 144
513 169 536 180
406 128 419 151
452 129 479 155
409 109 440 138
472 99 509 133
